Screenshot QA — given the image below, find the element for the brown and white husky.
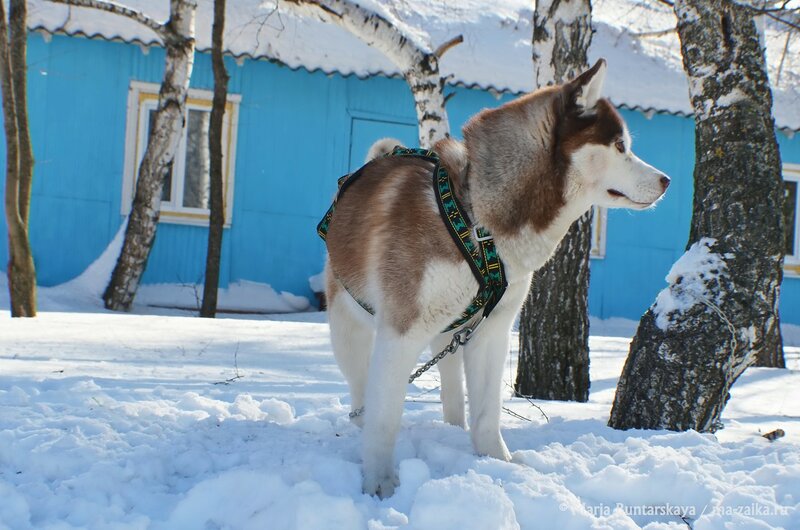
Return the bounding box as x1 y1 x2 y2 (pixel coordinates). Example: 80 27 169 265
323 59 669 497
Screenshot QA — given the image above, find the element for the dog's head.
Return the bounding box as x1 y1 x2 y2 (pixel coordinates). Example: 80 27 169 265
559 59 670 210
462 59 669 238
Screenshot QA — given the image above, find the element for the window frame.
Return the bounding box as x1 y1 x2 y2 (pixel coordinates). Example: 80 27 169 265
590 206 607 259
121 81 241 227
784 164 800 276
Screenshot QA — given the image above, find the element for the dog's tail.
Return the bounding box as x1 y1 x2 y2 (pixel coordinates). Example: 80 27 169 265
365 138 403 164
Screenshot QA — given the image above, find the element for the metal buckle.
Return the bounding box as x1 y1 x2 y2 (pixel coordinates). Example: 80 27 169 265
472 225 493 243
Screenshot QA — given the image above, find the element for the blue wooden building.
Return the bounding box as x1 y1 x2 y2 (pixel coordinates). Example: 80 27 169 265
3 1 800 323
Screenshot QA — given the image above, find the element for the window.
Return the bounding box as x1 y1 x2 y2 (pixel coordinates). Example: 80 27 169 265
121 81 240 226
783 164 800 274
590 206 607 259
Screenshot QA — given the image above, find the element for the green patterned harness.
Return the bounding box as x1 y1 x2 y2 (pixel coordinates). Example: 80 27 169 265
317 146 507 332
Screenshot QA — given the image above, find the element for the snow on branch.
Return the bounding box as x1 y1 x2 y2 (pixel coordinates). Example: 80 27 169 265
46 0 168 40
277 0 460 72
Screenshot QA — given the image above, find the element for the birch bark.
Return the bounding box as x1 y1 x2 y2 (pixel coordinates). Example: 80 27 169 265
608 0 785 431
101 0 198 311
515 0 593 402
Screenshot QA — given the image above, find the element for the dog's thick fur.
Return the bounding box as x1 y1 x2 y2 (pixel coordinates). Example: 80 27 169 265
324 60 669 497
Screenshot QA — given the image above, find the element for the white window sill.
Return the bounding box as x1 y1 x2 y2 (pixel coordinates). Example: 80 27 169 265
784 263 800 278
159 211 232 228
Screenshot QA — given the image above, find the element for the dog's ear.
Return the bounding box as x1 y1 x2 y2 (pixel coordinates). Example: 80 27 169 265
565 58 607 116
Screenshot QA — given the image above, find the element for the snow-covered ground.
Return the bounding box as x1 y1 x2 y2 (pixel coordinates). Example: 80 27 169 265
1 290 799 529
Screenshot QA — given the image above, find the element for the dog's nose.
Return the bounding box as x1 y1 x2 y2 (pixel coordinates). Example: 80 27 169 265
659 174 671 191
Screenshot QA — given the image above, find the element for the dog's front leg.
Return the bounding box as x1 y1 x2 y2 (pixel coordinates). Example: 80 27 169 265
430 332 466 428
462 312 517 462
361 325 427 498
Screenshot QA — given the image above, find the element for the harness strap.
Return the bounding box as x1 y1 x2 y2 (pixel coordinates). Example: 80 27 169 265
317 146 507 331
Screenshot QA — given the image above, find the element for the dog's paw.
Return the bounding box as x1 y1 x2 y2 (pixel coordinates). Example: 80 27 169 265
483 446 512 463
494 444 512 462
472 432 512 462
363 472 398 499
349 411 365 429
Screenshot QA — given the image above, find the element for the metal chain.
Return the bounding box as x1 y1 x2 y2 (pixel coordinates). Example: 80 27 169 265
348 317 484 419
407 319 483 384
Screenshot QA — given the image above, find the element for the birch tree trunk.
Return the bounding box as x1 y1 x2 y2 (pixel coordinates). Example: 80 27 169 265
1 0 37 317
755 329 785 367
515 0 592 402
102 0 197 311
608 0 785 432
200 0 229 318
751 10 785 369
279 0 460 147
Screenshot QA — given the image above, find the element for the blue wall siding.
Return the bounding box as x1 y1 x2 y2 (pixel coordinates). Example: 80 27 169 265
20 35 131 284
3 33 800 324
227 60 349 296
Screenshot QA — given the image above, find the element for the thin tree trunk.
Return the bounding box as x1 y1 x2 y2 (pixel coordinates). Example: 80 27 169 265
609 0 784 432
9 0 33 226
1 0 37 317
103 0 197 311
517 211 592 401
200 0 229 318
515 0 592 402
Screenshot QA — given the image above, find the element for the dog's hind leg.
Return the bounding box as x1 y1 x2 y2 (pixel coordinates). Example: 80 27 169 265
430 333 466 428
362 324 430 498
326 273 375 427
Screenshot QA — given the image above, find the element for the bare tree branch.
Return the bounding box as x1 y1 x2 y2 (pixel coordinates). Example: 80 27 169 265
631 27 676 38
434 34 464 58
742 0 798 14
775 29 792 85
764 10 800 31
46 0 167 40
278 0 427 70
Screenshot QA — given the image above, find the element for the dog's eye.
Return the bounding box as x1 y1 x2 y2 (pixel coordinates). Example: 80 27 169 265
614 139 625 153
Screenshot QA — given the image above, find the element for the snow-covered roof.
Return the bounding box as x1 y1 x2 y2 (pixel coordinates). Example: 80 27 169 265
28 0 800 132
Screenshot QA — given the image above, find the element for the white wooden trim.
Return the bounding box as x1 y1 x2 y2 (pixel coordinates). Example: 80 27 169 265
589 206 607 259
128 80 242 104
120 83 141 215
223 96 240 226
